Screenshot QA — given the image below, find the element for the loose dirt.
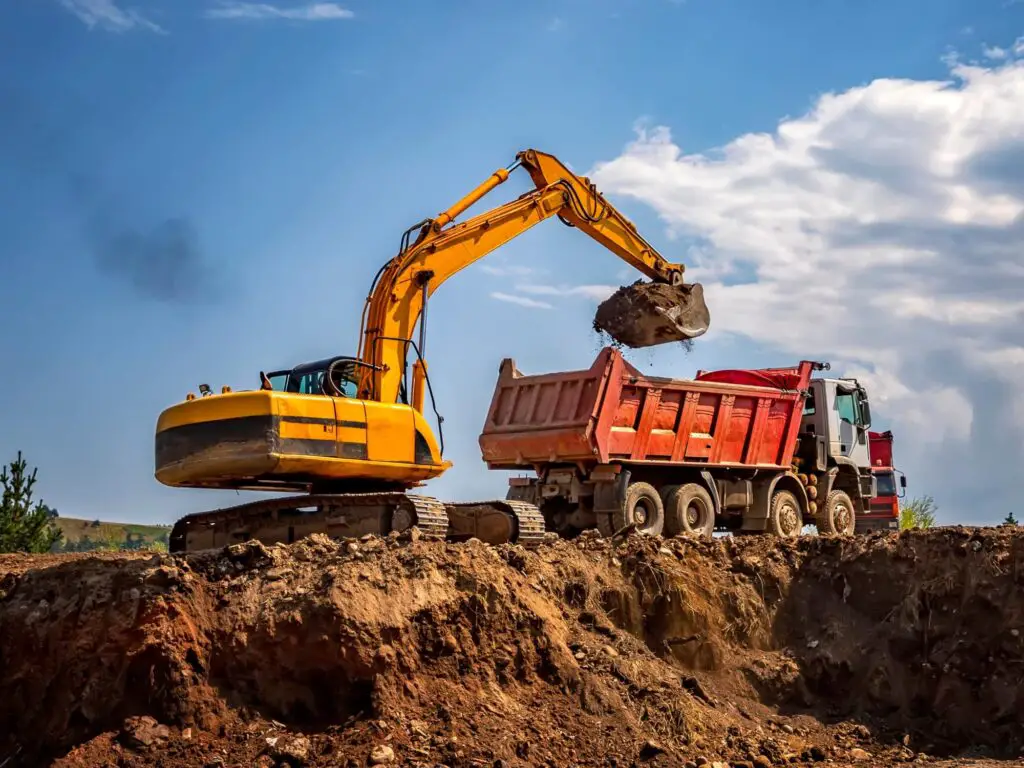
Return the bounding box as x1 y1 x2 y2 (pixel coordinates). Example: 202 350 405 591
594 280 711 348
2 526 1024 767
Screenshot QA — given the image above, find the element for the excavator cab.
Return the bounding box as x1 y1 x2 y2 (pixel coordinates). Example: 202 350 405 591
262 356 406 402
263 357 361 398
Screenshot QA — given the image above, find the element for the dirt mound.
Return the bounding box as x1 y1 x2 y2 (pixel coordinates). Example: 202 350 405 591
594 280 711 348
2 526 1023 767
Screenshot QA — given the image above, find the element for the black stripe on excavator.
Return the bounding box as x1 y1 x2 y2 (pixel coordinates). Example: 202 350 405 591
278 438 368 460
280 415 367 429
156 415 367 466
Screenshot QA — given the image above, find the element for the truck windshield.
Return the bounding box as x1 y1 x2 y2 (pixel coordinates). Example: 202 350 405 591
874 471 896 495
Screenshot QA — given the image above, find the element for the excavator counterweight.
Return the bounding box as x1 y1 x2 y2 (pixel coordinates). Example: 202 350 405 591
155 148 709 553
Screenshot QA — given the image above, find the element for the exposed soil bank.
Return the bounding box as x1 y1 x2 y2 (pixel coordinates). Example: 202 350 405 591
1 526 1023 767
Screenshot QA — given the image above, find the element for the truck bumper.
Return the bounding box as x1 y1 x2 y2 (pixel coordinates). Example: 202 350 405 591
855 517 899 533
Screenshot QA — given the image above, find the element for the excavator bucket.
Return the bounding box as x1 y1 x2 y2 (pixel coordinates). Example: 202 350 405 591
594 280 710 348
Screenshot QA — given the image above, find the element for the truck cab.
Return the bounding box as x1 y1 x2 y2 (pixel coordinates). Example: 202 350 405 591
858 430 906 532
796 376 878 521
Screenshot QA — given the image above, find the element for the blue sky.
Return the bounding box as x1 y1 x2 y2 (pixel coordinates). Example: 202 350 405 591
2 0 1023 526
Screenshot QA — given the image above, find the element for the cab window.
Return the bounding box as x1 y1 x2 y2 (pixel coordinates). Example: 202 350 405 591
291 371 325 395
836 392 861 425
267 373 289 391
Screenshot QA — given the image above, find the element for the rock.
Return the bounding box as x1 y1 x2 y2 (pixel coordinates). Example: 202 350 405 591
807 746 826 762
121 715 171 749
639 740 666 759
684 762 698 768
370 744 396 765
850 748 872 761
695 758 709 767
711 762 731 768
731 761 754 768
275 735 311 764
602 645 619 657
780 724 795 735
752 757 772 768
493 760 511 768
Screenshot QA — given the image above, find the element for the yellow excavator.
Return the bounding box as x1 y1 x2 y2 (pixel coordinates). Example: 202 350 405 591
156 149 709 553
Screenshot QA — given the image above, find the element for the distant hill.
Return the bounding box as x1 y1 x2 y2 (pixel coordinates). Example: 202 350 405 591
53 518 171 553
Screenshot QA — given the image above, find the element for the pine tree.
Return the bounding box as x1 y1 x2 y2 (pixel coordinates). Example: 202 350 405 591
0 452 62 554
1004 511 1018 526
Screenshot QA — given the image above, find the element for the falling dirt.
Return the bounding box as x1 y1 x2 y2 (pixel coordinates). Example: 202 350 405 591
594 280 711 348
2 526 1024 767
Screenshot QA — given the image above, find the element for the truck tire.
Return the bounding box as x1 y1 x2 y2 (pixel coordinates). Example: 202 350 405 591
661 483 715 539
817 489 856 536
767 489 803 538
614 481 665 536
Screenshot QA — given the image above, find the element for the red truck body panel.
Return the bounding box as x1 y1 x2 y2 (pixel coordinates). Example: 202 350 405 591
479 347 816 472
869 431 894 468
865 430 899 526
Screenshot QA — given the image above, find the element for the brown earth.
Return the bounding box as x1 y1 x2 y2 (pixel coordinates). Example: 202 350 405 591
593 280 711 348
2 526 1024 767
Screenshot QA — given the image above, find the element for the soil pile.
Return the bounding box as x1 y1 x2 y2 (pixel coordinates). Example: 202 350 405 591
594 280 710 348
2 526 1023 767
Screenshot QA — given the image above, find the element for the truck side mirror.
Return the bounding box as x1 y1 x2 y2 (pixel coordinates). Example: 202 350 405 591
858 391 872 429
900 475 907 489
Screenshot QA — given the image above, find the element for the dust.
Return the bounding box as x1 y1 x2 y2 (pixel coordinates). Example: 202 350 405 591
593 280 711 349
2 527 1023 767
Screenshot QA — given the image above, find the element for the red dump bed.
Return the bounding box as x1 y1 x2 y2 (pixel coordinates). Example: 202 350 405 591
479 347 817 471
869 430 894 468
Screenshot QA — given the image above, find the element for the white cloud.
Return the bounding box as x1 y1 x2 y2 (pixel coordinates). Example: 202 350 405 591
589 46 1024 522
204 2 353 20
490 292 553 310
58 0 163 32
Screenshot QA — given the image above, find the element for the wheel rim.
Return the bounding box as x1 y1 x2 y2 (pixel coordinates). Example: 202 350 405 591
834 502 852 534
686 500 708 529
779 500 800 536
634 499 650 527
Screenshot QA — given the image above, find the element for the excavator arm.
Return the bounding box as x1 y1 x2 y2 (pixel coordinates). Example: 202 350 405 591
357 149 705 407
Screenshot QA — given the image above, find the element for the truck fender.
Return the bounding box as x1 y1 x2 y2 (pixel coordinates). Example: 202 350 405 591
592 468 631 514
829 459 868 500
592 468 632 537
822 467 840 500
699 470 723 518
744 471 810 530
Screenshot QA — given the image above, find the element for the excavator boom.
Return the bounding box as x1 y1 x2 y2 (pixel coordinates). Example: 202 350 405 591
356 149 706 405
155 148 708 555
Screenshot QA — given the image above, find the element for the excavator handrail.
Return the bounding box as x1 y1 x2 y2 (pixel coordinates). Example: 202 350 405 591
356 148 689 405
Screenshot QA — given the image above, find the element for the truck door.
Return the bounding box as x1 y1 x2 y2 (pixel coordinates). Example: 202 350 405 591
834 384 870 466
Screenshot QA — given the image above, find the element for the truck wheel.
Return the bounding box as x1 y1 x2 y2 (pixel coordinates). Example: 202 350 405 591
662 483 715 539
767 489 803 538
817 490 856 536
614 482 665 536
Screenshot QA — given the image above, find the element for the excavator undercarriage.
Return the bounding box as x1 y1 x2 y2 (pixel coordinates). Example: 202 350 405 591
168 491 547 553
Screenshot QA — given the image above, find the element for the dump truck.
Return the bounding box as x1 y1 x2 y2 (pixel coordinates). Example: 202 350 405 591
479 347 882 538
155 149 710 554
855 430 906 533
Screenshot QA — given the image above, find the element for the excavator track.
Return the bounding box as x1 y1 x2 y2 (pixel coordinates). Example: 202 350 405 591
169 491 450 554
445 498 547 549
168 492 547 554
